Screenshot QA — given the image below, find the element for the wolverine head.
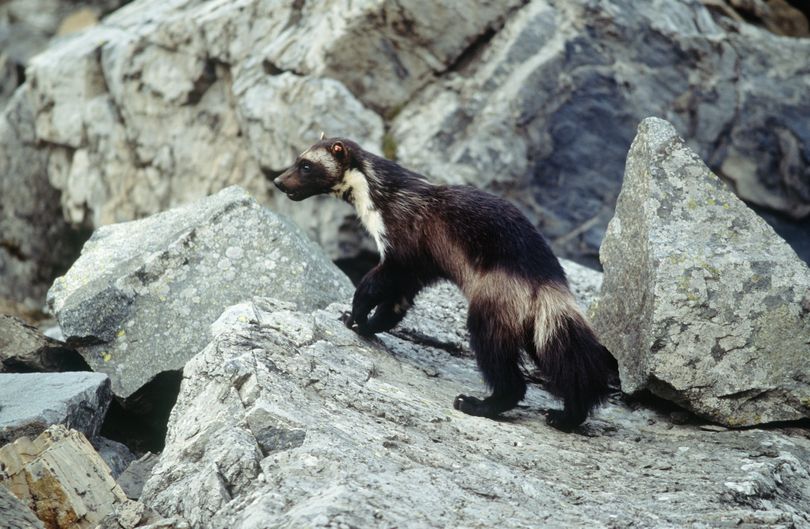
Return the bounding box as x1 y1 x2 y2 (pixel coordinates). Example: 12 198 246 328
272 138 352 201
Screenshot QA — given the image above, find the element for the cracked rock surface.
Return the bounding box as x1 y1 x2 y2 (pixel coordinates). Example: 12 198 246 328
141 297 810 529
592 118 810 427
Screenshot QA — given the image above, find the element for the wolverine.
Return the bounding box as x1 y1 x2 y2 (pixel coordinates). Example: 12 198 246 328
271 137 617 431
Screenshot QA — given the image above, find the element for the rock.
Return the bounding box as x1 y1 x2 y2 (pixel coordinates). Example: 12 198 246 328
0 87 82 312
118 453 159 501
140 297 810 528
47 186 353 399
591 117 810 427
0 485 45 529
0 372 112 444
92 437 136 479
0 315 86 372
0 425 128 529
93 499 169 529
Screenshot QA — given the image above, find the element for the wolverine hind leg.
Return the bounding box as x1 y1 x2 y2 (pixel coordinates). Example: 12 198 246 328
454 301 526 418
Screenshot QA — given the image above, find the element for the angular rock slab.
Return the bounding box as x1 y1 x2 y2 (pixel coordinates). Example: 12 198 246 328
46 186 353 398
141 298 810 529
592 117 810 426
0 371 111 444
0 425 127 529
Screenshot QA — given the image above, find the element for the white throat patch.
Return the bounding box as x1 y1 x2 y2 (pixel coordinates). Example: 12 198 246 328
333 168 388 259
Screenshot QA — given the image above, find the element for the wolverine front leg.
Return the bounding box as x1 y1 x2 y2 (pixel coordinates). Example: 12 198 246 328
343 265 413 336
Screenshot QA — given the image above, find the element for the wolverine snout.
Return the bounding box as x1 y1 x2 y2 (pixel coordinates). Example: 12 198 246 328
273 176 287 192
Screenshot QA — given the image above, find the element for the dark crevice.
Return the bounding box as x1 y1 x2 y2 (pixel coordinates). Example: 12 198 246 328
100 370 183 454
0 240 27 260
15 62 26 85
185 58 220 106
442 28 497 75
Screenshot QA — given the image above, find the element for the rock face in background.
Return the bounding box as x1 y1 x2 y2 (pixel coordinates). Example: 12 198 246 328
2 0 809 309
0 0 129 109
140 296 810 529
0 372 112 444
0 425 128 529
592 118 810 426
47 186 353 399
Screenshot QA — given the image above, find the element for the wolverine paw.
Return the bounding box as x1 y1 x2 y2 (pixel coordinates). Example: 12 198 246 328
545 409 578 432
453 395 493 418
339 310 354 328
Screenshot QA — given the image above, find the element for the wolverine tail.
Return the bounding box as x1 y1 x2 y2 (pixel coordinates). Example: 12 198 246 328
528 284 618 430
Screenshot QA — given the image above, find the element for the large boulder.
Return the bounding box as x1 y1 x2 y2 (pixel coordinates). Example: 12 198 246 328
140 297 810 528
591 117 810 427
0 371 111 444
46 186 353 399
3 0 810 309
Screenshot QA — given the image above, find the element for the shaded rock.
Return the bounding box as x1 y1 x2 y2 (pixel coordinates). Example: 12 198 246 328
0 87 82 312
141 297 810 528
118 453 159 501
92 436 136 479
0 425 127 529
0 371 111 444
0 485 45 529
94 499 172 529
47 186 353 399
591 117 810 427
0 315 85 373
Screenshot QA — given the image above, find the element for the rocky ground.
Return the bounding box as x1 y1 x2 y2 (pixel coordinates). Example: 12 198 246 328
0 1 809 528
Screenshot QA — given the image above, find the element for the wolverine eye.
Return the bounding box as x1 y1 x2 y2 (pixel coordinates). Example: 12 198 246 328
300 162 312 174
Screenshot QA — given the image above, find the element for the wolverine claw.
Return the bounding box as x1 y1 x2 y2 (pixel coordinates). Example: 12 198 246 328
340 310 354 328
545 409 577 432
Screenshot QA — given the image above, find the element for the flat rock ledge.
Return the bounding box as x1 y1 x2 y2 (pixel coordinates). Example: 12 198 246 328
141 297 810 529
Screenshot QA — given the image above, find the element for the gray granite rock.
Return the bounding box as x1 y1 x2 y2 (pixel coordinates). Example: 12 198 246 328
46 186 353 398
0 371 111 445
141 297 810 529
0 485 45 529
93 436 136 479
117 452 159 501
0 315 84 373
592 117 810 427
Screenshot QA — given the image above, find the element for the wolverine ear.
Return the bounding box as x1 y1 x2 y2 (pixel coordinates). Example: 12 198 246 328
331 141 347 160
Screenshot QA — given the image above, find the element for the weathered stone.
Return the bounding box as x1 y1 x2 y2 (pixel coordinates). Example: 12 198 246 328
92 437 136 479
46 186 353 399
0 372 111 444
592 117 810 427
0 485 45 529
0 425 128 529
117 452 159 501
140 298 810 528
0 87 81 311
0 315 85 373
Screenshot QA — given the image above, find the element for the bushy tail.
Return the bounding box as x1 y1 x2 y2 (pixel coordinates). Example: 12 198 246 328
528 289 618 430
